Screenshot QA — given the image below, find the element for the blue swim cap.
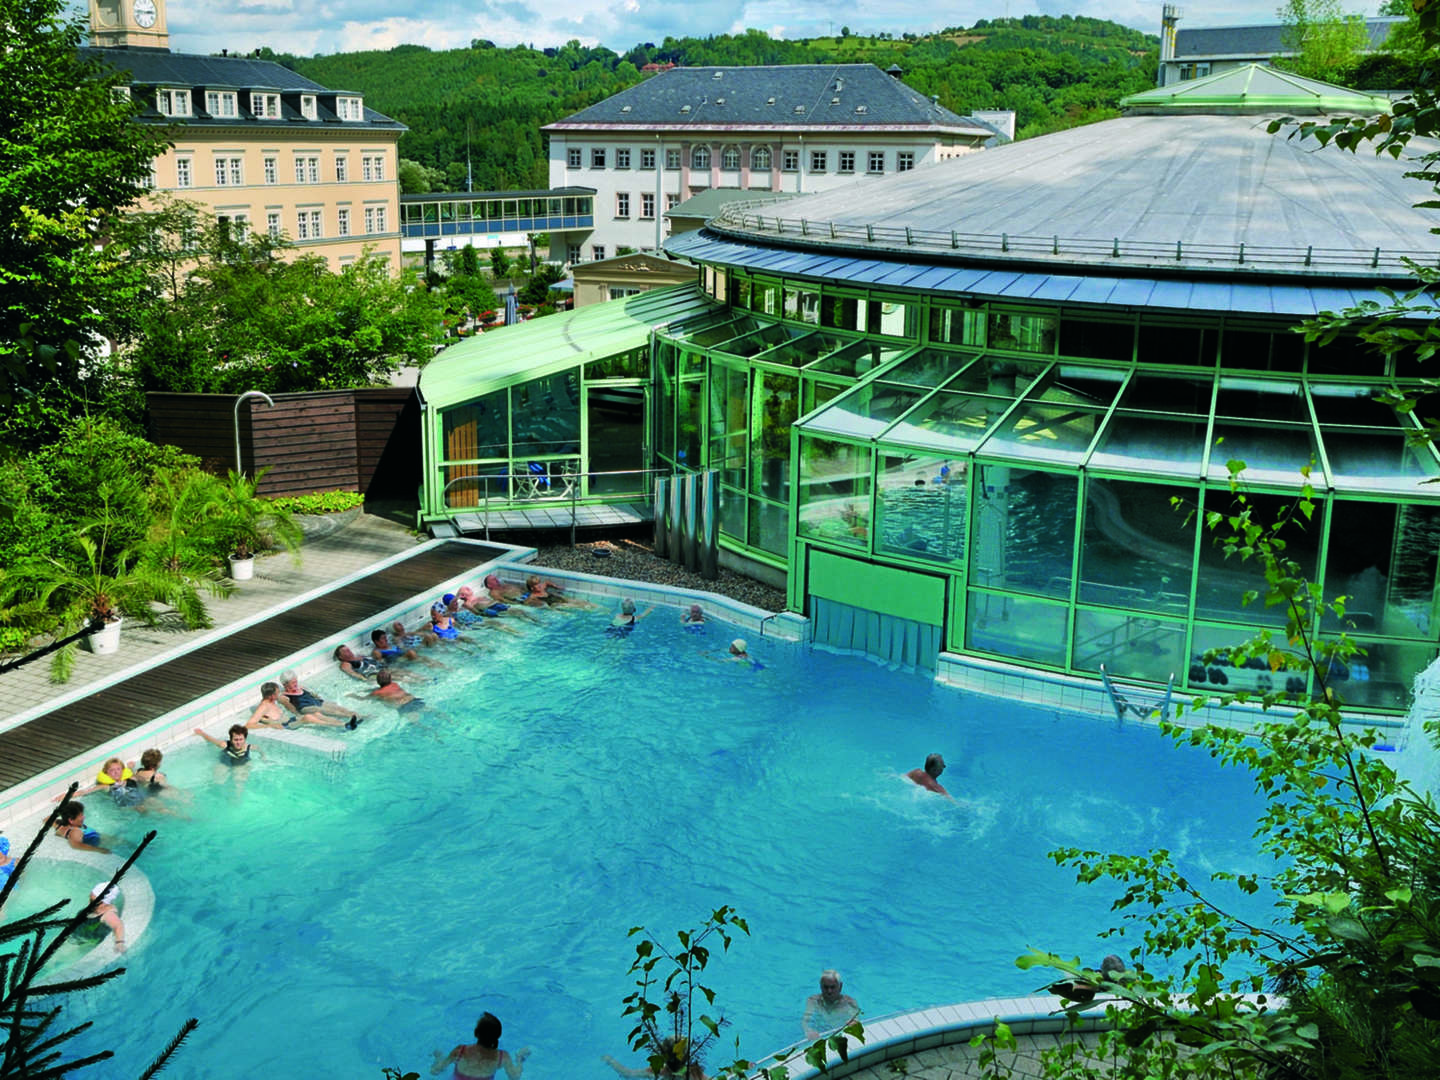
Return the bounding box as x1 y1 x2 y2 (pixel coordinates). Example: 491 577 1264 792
442 594 456 605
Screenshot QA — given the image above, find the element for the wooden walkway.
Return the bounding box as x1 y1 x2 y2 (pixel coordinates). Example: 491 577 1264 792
0 541 505 791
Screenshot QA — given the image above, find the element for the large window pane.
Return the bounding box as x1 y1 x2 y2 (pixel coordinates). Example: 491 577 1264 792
1058 318 1134 361
1322 429 1439 494
748 498 788 556
1324 500 1440 639
866 299 914 339
1323 638 1430 711
966 590 1068 667
1207 421 1317 484
1188 623 1307 695
883 391 1008 454
719 484 745 541
1080 478 1195 615
1194 489 1322 626
876 453 968 565
1117 372 1214 415
929 302 985 347
1215 377 1308 422
809 339 906 378
797 437 872 549
1308 382 1405 427
1138 323 1216 367
752 371 799 499
988 310 1056 355
1089 414 1207 477
511 372 580 458
944 357 1047 397
783 284 820 324
1072 608 1185 683
677 379 704 468
803 382 927 441
752 280 781 316
709 364 749 488
980 403 1103 464
969 465 1077 598
883 348 963 388
442 390 508 461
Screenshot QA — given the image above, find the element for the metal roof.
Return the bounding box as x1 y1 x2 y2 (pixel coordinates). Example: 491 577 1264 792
684 111 1440 278
1173 17 1401 59
419 286 719 411
665 187 799 219
544 64 991 135
80 47 402 128
1123 64 1392 115
665 228 1415 318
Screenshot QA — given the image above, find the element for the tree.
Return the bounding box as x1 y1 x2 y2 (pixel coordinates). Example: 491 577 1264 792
1276 0 1371 83
126 206 444 394
0 0 167 442
489 245 513 280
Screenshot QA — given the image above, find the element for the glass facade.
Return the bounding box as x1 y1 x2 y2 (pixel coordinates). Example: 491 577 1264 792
647 266 1440 712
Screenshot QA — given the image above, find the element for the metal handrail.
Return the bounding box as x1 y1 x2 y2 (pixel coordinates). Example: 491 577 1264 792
707 204 1440 277
441 466 674 542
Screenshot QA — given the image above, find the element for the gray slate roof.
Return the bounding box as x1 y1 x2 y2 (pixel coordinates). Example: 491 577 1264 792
79 46 403 128
546 64 989 133
1174 17 1401 58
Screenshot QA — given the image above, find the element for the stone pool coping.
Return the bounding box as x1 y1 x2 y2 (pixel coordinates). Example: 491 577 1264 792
758 995 1113 1079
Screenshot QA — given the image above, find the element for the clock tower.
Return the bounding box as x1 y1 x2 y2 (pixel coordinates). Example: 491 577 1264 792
89 0 170 50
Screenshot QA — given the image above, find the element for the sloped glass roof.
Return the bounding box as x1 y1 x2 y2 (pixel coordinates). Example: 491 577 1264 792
1120 64 1393 116
795 348 1440 492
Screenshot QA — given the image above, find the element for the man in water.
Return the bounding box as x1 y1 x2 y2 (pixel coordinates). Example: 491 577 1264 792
247 682 352 730
802 969 860 1040
906 753 951 797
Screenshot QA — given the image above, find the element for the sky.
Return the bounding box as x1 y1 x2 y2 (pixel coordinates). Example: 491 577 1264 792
98 0 1379 58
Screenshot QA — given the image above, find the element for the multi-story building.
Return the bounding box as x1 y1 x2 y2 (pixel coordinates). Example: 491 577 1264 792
84 0 404 271
1157 4 1403 86
543 64 1007 261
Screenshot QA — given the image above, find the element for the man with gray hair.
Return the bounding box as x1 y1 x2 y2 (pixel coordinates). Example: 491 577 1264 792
802 969 860 1040
247 681 354 730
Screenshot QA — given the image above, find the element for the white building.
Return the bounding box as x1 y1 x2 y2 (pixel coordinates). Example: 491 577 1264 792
543 64 1008 261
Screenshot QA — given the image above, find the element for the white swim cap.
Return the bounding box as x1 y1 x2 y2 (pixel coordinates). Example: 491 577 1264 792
90 882 119 904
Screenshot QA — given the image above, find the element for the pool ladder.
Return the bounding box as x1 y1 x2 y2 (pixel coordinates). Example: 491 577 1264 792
1099 665 1175 725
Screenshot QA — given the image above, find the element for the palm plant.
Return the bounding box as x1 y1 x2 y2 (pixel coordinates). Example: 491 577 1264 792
137 469 234 621
0 495 220 681
209 470 301 561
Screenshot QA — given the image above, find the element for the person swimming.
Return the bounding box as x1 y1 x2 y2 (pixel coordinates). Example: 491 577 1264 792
54 801 108 852
431 1011 530 1079
722 639 764 671
681 604 706 631
606 598 655 637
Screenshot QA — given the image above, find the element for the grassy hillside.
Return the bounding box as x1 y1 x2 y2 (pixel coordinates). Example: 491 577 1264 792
277 16 1157 193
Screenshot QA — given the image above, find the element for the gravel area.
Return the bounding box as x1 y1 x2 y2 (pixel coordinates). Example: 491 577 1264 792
530 536 787 612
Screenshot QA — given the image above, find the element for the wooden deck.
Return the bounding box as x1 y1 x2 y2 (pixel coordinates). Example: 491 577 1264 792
0 541 506 792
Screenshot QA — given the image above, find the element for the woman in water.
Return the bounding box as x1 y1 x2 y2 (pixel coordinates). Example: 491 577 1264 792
431 1012 530 1079
54 801 109 853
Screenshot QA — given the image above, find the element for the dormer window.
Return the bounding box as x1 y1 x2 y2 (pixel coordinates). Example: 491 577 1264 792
250 92 280 119
205 90 237 118
157 88 191 117
113 86 131 101
336 96 364 121
301 95 317 120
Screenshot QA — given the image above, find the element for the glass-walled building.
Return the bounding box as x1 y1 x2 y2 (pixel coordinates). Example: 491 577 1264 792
420 67 1440 713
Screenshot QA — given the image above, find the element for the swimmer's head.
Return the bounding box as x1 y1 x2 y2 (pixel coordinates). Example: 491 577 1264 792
1100 955 1127 977
621 598 636 615
474 1011 502 1049
924 752 945 777
140 749 162 770
688 604 703 617
484 573 501 589
730 639 747 656
260 681 279 699
101 758 125 780
376 670 394 687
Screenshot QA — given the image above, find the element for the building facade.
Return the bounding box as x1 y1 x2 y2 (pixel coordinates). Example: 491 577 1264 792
84 0 404 271
1157 4 1402 85
418 67 1439 715
543 64 1006 261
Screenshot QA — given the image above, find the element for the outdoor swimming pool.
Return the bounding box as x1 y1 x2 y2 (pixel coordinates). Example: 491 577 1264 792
40 597 1272 1078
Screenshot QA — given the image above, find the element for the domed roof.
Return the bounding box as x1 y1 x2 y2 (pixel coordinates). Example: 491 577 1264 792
1120 63 1393 116
702 109 1439 278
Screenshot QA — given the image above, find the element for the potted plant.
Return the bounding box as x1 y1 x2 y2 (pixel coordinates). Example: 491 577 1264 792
0 518 209 682
210 470 302 582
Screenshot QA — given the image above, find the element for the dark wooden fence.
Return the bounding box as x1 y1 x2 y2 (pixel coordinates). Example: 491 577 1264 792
146 389 420 499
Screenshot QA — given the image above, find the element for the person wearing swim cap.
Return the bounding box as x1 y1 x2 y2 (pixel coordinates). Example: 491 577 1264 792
80 882 126 953
906 753 951 798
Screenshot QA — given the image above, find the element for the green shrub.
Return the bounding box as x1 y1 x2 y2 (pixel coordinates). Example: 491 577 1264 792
268 491 364 515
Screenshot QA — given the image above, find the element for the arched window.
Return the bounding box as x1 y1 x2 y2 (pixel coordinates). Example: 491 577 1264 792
692 146 710 170
751 146 772 170
721 145 741 170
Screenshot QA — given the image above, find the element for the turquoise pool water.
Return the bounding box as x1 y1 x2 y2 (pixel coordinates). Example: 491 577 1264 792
51 604 1271 1078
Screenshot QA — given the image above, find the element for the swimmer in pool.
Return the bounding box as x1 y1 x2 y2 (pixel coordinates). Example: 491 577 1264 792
248 682 352 730
681 604 706 626
391 620 440 650
906 753 951 798
608 598 655 634
279 671 364 725
802 969 860 1039
432 1011 530 1079
54 801 109 853
445 593 523 636
80 882 126 954
457 584 540 624
365 670 429 715
483 573 525 601
335 643 386 680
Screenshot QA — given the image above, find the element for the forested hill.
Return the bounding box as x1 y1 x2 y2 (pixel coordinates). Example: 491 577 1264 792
277 15 1157 193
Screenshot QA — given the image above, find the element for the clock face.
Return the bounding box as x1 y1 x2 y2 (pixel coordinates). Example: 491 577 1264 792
133 0 157 27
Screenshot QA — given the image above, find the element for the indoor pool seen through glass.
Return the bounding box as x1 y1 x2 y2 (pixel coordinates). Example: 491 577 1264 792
48 603 1273 1078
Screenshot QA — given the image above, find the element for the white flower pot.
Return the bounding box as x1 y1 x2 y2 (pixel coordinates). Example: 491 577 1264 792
229 555 256 581
88 617 123 656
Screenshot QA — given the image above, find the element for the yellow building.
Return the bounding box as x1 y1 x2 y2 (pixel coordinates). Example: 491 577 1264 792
84 0 404 271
